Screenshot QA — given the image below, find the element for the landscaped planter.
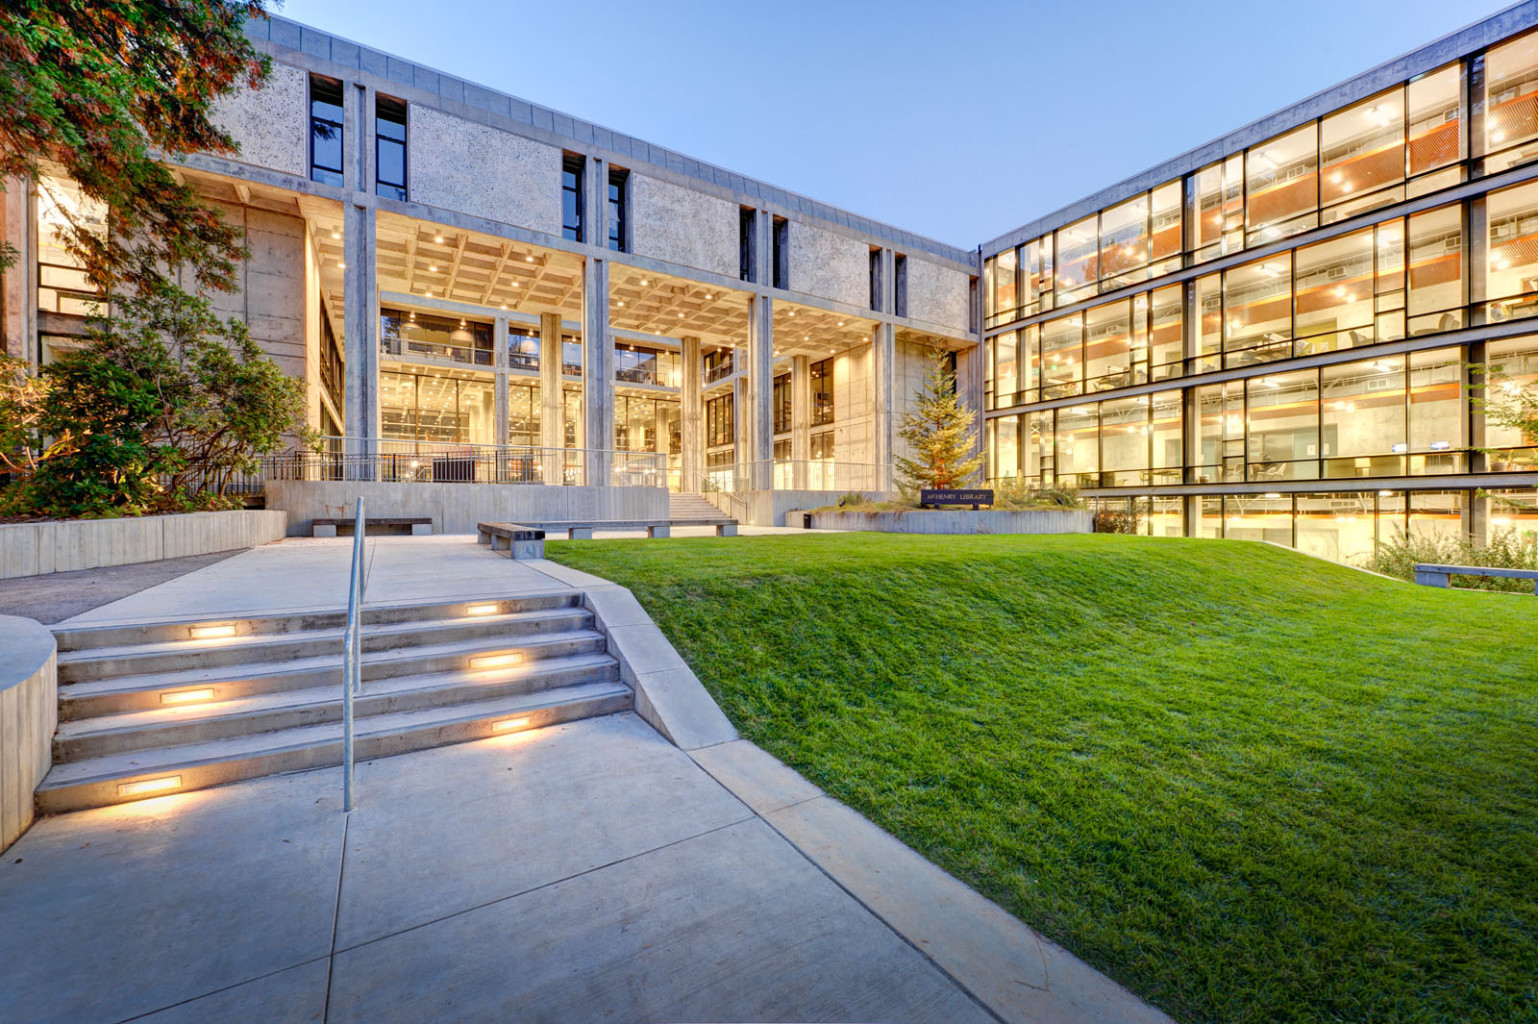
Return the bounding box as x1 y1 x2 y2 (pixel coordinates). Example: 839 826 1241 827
0 509 288 579
800 508 1093 535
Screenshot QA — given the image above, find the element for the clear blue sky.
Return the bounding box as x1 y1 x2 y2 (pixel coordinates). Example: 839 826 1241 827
276 0 1501 249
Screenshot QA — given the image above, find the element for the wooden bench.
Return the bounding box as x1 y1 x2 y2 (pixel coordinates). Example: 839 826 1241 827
313 516 432 538
1413 562 1538 595
504 519 738 539
476 522 546 560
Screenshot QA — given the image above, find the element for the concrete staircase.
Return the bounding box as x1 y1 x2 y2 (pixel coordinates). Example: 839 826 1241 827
670 492 730 523
39 593 630 814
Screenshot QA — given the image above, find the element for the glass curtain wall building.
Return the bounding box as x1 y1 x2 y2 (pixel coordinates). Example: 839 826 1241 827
982 14 1538 560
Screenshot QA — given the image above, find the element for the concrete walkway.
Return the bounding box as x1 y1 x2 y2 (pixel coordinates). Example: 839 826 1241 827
5 535 1170 1024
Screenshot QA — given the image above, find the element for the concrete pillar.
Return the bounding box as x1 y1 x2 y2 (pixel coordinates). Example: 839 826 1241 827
792 354 811 489
586 156 607 251
493 316 509 450
540 311 565 483
746 293 774 490
872 322 895 492
733 371 750 488
681 335 703 491
341 201 378 477
582 256 612 485
1 177 35 363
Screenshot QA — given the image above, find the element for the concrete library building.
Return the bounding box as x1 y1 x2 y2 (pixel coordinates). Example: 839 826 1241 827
3 5 1538 555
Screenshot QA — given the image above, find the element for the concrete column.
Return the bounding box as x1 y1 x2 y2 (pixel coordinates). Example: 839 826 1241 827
582 256 612 485
746 293 774 490
0 177 35 363
585 156 607 250
342 201 378 477
792 354 811 489
539 311 566 483
681 335 703 491
493 316 509 450
871 322 895 492
733 371 750 486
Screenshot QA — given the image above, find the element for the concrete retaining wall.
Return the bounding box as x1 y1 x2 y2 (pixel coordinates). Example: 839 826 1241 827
0 510 289 580
0 615 56 853
801 508 1095 535
702 489 892 527
265 481 670 535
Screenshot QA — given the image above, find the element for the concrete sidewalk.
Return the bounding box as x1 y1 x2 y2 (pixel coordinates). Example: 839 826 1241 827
7 535 1170 1024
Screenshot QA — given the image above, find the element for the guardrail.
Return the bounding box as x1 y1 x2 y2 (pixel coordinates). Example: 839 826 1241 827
259 438 669 489
341 497 366 811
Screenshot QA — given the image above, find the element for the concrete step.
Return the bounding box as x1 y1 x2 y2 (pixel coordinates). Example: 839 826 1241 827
59 629 609 719
57 606 596 683
52 653 620 762
35 680 634 814
669 493 729 522
51 592 583 652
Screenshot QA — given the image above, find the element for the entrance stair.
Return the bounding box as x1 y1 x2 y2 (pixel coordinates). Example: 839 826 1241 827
38 592 629 813
669 492 730 523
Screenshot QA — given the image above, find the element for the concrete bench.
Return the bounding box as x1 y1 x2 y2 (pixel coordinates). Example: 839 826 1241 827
313 516 432 538
476 522 546 560
1413 562 1538 594
520 519 738 539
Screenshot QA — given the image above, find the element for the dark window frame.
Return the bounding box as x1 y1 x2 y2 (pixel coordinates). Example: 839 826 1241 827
607 167 629 252
309 74 345 187
375 94 408 201
562 154 585 242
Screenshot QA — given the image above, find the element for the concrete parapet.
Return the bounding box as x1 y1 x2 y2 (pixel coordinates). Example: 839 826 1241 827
0 510 288 580
0 615 56 852
800 508 1094 535
265 481 669 536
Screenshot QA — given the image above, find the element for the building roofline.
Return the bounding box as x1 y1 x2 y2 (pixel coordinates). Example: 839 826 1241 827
249 14 978 267
980 0 1538 256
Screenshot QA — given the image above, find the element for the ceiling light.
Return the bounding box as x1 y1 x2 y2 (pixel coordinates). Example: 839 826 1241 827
526 256 535 263
434 234 444 243
500 303 508 310
337 262 345 269
330 230 340 240
616 300 624 306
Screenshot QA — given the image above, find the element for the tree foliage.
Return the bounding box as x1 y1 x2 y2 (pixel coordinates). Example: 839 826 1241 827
2 285 307 518
895 348 985 491
0 0 269 290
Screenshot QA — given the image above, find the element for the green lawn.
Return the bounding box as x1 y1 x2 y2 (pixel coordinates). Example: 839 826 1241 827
546 533 1538 1024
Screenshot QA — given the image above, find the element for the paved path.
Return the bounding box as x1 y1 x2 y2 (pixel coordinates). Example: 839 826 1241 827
7 535 1170 1024
0 552 239 624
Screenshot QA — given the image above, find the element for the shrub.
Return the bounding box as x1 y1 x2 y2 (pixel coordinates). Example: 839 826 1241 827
1363 526 1538 593
991 477 1085 510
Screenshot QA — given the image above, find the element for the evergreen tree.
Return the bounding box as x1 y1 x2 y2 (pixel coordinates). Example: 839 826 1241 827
894 348 985 491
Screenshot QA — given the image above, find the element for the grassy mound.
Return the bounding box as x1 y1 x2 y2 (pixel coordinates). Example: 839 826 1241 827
547 533 1538 1024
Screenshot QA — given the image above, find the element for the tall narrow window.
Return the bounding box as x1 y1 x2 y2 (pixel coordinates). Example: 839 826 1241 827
811 358 834 425
375 95 407 201
772 216 789 290
562 154 584 242
309 75 344 187
894 253 908 317
870 248 884 311
607 168 628 251
739 207 756 282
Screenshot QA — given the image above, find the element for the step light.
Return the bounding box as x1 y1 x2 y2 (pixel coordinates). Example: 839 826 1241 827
118 776 182 798
470 652 524 669
491 717 531 733
465 603 499 616
161 688 215 705
189 624 237 640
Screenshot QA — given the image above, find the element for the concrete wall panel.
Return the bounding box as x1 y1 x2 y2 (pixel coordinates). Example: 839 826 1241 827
0 511 287 580
906 258 971 334
408 106 561 234
213 61 308 177
630 174 738 278
789 222 868 308
0 614 56 852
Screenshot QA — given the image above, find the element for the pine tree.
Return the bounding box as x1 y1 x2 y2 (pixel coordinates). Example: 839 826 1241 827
894 348 985 491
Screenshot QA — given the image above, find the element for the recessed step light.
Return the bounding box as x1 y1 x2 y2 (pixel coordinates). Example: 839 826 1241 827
161 688 215 705
118 776 182 798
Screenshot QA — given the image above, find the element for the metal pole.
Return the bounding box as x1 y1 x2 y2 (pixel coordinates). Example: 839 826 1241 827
342 496 364 812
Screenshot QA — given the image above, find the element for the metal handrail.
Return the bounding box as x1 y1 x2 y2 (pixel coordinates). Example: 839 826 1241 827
341 497 365 812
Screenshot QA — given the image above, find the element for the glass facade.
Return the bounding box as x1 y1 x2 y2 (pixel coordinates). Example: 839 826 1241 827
983 26 1538 560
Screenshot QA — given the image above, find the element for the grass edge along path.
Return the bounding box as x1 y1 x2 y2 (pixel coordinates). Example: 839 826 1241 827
546 533 1538 1024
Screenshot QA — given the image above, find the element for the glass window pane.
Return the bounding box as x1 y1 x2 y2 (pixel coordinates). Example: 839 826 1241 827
1100 395 1149 479
992 417 1020 479
1484 336 1538 461
1295 228 1374 350
1321 88 1404 206
1408 63 1463 175
1150 180 1182 271
1247 369 1319 480
1195 382 1242 483
1055 404 1099 484
1085 300 1138 391
1100 194 1149 284
1485 29 1538 170
1148 285 1184 378
1020 324 1040 404
1321 355 1405 472
1407 204 1463 323
1296 492 1377 562
1024 410 1052 484
1486 183 1538 317
1195 273 1222 372
1056 216 1099 301
1409 347 1463 472
1246 124 1318 239
995 331 1018 404
1150 390 1183 483
995 248 1017 320
1040 313 1083 399
1224 255 1293 360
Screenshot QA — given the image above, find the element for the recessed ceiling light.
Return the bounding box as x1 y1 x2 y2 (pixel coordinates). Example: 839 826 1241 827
525 256 535 263
429 264 438 272
616 300 624 306
434 234 444 243
330 230 340 240
337 262 345 269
